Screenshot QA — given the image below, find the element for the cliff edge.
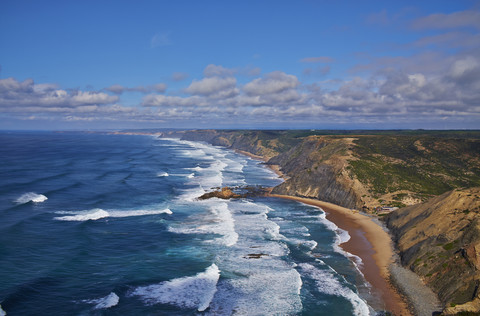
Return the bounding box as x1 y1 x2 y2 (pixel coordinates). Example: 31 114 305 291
386 187 480 314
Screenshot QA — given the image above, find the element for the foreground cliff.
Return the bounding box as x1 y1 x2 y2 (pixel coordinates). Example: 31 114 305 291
386 187 480 314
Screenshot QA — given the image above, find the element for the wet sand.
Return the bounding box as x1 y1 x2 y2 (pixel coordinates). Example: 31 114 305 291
269 194 412 316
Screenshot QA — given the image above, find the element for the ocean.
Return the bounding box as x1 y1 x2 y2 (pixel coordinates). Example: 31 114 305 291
0 131 379 315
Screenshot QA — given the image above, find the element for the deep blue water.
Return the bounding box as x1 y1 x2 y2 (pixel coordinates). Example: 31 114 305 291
0 132 379 315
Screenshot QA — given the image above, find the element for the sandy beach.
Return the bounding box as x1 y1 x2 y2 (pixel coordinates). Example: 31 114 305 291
269 194 412 315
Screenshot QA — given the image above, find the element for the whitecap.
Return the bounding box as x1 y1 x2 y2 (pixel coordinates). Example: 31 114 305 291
168 202 237 247
207 266 303 315
156 172 169 177
0 304 5 316
82 292 119 309
299 263 371 316
132 264 220 312
55 209 110 221
54 208 172 221
15 192 48 204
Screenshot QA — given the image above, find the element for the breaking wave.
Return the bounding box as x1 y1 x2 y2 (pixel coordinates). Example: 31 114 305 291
299 263 371 316
131 264 220 312
15 192 48 204
82 292 119 309
54 208 172 221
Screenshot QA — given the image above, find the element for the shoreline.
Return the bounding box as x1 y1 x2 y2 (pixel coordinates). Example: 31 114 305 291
234 149 287 180
269 194 411 316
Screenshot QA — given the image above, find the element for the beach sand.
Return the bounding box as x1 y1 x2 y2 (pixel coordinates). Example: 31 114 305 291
269 194 412 316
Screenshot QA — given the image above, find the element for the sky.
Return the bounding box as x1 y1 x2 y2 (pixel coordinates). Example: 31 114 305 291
1 0 480 130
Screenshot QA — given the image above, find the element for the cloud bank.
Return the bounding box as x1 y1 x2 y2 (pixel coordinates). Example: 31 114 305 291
1 8 479 129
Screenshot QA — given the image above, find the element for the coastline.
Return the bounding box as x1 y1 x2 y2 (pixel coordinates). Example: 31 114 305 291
235 149 287 180
269 194 411 316
158 134 430 314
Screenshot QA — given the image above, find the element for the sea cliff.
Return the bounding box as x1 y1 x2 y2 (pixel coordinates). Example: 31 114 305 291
386 187 480 314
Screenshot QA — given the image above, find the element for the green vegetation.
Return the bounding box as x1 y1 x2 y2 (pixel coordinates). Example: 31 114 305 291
348 135 480 197
443 242 455 251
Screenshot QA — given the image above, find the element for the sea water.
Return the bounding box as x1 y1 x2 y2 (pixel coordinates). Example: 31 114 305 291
0 131 379 315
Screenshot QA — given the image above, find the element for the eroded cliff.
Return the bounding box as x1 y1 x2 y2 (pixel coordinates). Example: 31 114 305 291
386 188 480 314
269 136 361 209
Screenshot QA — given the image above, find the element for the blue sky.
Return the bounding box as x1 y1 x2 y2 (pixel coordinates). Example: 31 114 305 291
1 0 479 130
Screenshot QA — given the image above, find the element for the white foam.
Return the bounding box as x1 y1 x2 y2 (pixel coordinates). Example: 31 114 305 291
313 211 363 267
168 202 238 247
177 186 207 202
15 192 48 204
132 264 220 312
207 266 303 315
0 304 5 316
82 292 119 309
299 263 371 316
289 239 318 250
156 172 169 177
56 209 110 221
54 208 172 221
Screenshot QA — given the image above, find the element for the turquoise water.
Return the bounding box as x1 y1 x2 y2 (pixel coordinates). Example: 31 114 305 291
0 132 378 315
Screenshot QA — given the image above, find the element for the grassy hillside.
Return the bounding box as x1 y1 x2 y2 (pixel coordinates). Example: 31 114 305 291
348 135 480 208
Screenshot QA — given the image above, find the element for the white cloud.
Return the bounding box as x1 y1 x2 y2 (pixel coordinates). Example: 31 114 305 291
105 83 167 95
142 94 205 107
450 56 479 79
203 64 235 77
185 76 238 97
0 78 118 109
243 71 299 96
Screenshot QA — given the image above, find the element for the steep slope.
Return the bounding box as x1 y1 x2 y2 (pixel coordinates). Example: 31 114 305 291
386 188 480 314
269 136 361 209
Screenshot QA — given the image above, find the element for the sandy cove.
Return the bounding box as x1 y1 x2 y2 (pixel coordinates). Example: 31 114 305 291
269 194 411 316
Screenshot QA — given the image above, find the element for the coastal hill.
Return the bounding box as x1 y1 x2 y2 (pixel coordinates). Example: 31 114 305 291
386 187 480 314
161 129 480 212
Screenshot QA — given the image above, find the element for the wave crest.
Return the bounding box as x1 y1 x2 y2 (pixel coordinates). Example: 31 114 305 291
15 192 48 204
132 263 220 312
82 292 119 309
55 208 172 221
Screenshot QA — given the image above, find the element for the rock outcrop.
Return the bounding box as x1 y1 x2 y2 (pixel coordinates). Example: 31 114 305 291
198 186 270 200
198 187 243 200
386 187 480 314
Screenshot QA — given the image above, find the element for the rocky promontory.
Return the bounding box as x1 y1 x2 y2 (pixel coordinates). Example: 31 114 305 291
198 186 270 200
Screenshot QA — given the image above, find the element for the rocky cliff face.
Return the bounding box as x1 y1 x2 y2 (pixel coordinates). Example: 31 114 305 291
269 136 361 209
386 187 480 314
